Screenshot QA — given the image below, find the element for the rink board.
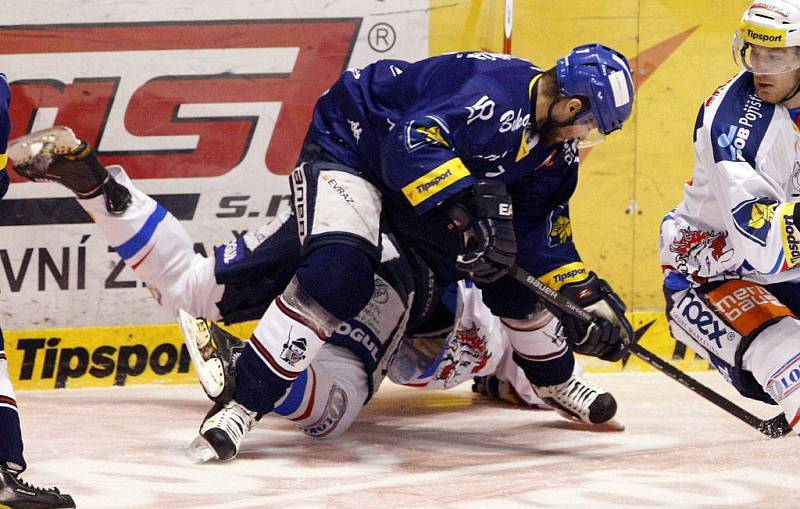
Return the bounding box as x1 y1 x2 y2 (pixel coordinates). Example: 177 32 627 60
1 312 713 390
0 1 429 331
0 0 756 373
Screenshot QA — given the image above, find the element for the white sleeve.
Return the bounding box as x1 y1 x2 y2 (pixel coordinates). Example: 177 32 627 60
699 116 799 274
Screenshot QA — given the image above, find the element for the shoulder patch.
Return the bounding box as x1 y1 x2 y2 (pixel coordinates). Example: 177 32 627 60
404 115 451 153
732 197 779 246
709 76 775 164
548 203 573 247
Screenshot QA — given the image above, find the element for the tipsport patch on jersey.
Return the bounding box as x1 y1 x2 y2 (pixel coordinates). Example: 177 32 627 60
547 203 573 247
780 202 800 268
401 157 470 207
731 197 778 246
540 262 587 290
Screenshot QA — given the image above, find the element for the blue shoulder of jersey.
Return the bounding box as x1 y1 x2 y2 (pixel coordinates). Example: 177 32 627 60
707 72 775 166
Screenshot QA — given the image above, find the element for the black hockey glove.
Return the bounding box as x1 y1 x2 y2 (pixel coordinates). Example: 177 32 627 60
556 272 633 362
448 180 517 283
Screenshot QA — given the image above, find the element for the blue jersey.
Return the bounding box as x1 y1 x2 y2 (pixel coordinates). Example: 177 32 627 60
0 74 9 177
308 52 586 297
0 75 9 349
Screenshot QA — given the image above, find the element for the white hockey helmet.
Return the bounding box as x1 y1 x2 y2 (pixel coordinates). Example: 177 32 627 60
734 0 800 74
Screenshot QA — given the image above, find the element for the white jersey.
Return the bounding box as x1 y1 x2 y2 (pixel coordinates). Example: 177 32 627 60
660 71 800 287
388 281 543 406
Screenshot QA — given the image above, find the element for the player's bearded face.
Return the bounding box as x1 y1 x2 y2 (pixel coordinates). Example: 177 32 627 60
540 97 595 146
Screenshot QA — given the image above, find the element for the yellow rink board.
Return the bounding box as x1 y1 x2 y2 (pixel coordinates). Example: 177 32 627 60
2 313 712 389
3 321 256 390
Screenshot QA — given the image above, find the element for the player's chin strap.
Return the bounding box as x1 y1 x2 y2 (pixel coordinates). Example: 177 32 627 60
505 264 794 438
782 80 800 104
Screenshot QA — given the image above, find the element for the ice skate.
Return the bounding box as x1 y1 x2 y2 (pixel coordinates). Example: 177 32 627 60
178 309 245 403
8 125 131 213
533 373 624 430
0 463 75 508
189 400 256 462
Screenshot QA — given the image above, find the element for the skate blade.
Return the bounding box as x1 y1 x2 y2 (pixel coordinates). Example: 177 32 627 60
591 418 625 432
177 309 225 399
188 434 220 463
553 409 626 432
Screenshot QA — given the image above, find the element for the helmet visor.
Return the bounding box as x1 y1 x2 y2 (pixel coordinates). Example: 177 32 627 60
571 112 606 148
734 29 800 75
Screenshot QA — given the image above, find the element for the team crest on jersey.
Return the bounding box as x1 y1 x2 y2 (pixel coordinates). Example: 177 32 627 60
435 323 490 388
669 227 733 277
732 197 778 246
548 204 572 247
280 330 308 366
404 115 451 152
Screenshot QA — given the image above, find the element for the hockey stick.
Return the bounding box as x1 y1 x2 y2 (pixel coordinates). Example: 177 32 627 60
503 0 513 55
506 264 793 438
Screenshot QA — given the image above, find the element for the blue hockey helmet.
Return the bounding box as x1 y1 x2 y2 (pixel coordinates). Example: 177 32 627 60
556 44 635 138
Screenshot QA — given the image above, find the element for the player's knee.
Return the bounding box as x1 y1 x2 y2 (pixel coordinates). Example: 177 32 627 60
158 254 223 320
297 244 375 321
744 318 800 401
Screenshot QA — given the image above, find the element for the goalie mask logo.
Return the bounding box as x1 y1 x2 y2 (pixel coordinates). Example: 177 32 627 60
280 330 308 366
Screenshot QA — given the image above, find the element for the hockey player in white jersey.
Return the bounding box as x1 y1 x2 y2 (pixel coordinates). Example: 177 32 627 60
8 125 622 460
661 0 800 434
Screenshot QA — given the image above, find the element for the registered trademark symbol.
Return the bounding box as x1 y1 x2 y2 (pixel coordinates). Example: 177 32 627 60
368 23 396 53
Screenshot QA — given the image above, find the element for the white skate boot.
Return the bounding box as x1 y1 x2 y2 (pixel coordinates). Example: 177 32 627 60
533 373 624 430
189 400 256 462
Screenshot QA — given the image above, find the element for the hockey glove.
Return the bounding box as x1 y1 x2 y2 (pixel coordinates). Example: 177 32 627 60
448 180 517 283
557 272 633 362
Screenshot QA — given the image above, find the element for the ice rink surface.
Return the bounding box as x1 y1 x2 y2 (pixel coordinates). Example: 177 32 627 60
15 372 800 508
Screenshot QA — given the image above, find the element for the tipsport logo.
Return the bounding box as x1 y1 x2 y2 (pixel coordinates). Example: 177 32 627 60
1 20 359 181
781 203 800 268
746 28 783 44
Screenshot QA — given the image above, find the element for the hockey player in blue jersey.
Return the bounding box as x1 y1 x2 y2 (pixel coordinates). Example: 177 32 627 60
0 75 75 507
10 44 636 461
661 0 800 435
